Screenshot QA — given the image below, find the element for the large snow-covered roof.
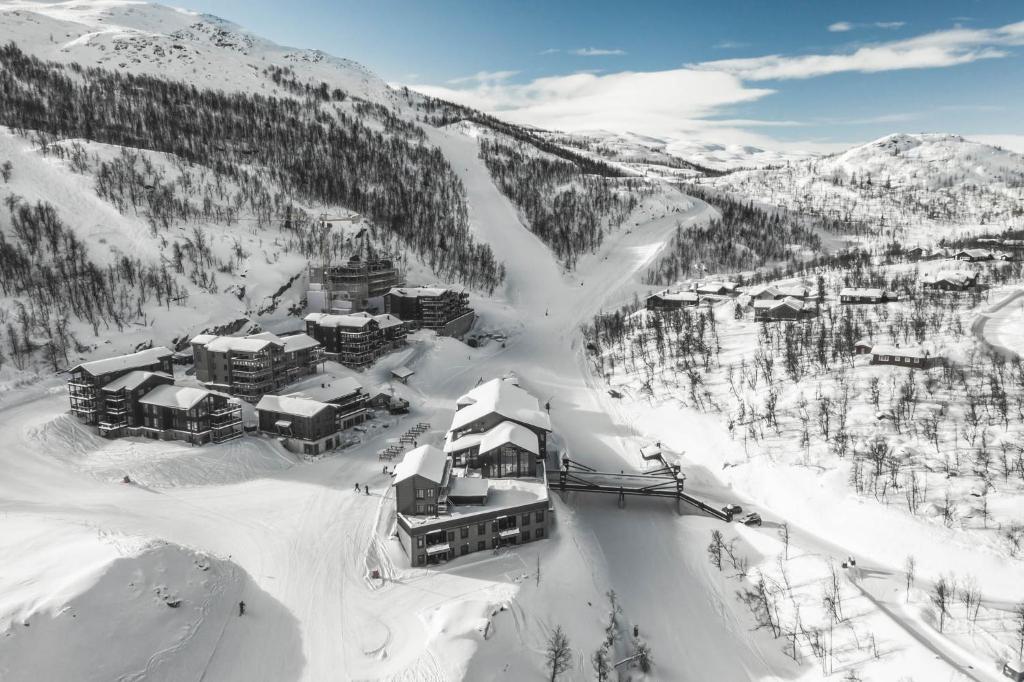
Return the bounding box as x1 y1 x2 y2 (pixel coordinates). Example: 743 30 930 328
393 444 448 484
840 287 886 298
925 270 978 285
285 376 363 403
479 421 539 456
256 394 332 417
650 290 698 302
102 370 171 392
138 385 212 410
450 378 551 433
304 313 375 329
870 345 928 358
70 347 173 377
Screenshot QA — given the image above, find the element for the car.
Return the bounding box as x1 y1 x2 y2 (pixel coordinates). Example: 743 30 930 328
608 389 623 399
740 512 762 527
722 504 743 517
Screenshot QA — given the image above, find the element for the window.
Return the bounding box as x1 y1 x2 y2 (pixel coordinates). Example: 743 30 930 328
491 520 498 533
460 527 469 539
427 504 435 514
535 510 545 523
535 528 544 539
416 489 425 499
477 541 485 552
522 513 531 526
415 503 425 514
426 488 435 498
477 523 486 535
417 554 425 566
447 531 455 543
416 536 424 548
460 544 469 556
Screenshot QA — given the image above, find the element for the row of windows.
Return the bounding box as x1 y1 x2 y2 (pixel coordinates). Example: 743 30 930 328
415 528 546 565
413 510 545 548
414 488 436 499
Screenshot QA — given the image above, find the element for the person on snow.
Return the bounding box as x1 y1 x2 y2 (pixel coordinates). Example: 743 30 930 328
238 601 246 616
364 486 370 496
355 482 360 492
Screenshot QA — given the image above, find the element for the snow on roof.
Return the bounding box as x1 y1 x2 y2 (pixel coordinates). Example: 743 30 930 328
479 421 539 456
450 378 552 433
443 431 484 453
256 394 333 417
925 270 977 285
280 333 320 352
139 385 212 410
285 376 363 403
840 287 885 297
393 444 448 484
745 284 782 298
199 334 278 353
70 347 173 377
190 334 216 345
102 370 171 392
870 345 928 358
651 290 698 302
388 286 450 298
373 313 405 329
448 476 489 499
391 366 414 379
854 338 873 348
305 313 375 329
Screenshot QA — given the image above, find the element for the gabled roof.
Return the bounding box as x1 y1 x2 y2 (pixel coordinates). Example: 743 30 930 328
280 333 320 352
256 394 333 418
69 347 173 377
870 345 927 358
102 370 172 392
451 378 552 433
285 376 363 403
194 332 283 353
479 421 539 456
393 444 448 484
925 270 978 286
650 290 698 302
139 384 213 410
373 313 405 329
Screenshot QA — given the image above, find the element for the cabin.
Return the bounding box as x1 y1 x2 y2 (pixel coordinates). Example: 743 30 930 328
753 297 816 322
744 284 784 301
256 394 341 455
868 344 938 369
646 290 699 310
695 281 739 297
955 249 993 262
853 339 873 355
923 270 979 292
65 347 174 425
840 287 897 304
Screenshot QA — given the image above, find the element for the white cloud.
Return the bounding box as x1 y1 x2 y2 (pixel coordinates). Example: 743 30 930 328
695 20 1024 80
538 48 560 55
446 70 519 85
571 47 627 56
404 68 786 147
830 20 906 32
713 40 748 49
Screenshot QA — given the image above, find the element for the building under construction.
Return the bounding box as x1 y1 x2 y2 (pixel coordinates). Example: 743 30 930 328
307 254 405 315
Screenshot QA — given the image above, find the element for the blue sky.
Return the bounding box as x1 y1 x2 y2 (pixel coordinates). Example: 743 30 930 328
184 0 1024 151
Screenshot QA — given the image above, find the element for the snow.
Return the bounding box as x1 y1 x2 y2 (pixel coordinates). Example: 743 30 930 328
254 394 331 418
70 346 173 377
102 370 172 392
393 444 448 484
478 420 539 456
136 384 211 410
450 378 552 434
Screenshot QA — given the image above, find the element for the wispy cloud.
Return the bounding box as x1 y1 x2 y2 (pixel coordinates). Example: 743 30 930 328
694 20 1024 80
829 20 906 32
570 47 627 56
713 40 748 49
538 48 560 55
446 70 519 85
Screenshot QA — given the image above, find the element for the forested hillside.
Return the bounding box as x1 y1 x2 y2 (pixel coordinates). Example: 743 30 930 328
0 44 504 293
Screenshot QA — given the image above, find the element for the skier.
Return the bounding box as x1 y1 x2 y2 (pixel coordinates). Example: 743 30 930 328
355 482 360 492
545 401 551 413
238 601 246 616
365 486 370 496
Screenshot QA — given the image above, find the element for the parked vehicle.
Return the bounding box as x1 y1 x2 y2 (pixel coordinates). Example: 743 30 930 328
722 504 743 517
740 512 762 527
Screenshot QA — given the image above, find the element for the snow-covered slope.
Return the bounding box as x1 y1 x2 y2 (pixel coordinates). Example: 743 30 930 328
0 0 393 103
706 133 1024 243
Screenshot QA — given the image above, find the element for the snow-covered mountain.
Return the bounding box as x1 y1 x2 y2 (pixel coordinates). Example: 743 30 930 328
705 132 1024 244
0 0 392 102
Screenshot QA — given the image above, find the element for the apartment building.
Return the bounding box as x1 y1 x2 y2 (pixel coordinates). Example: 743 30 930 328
191 332 323 401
